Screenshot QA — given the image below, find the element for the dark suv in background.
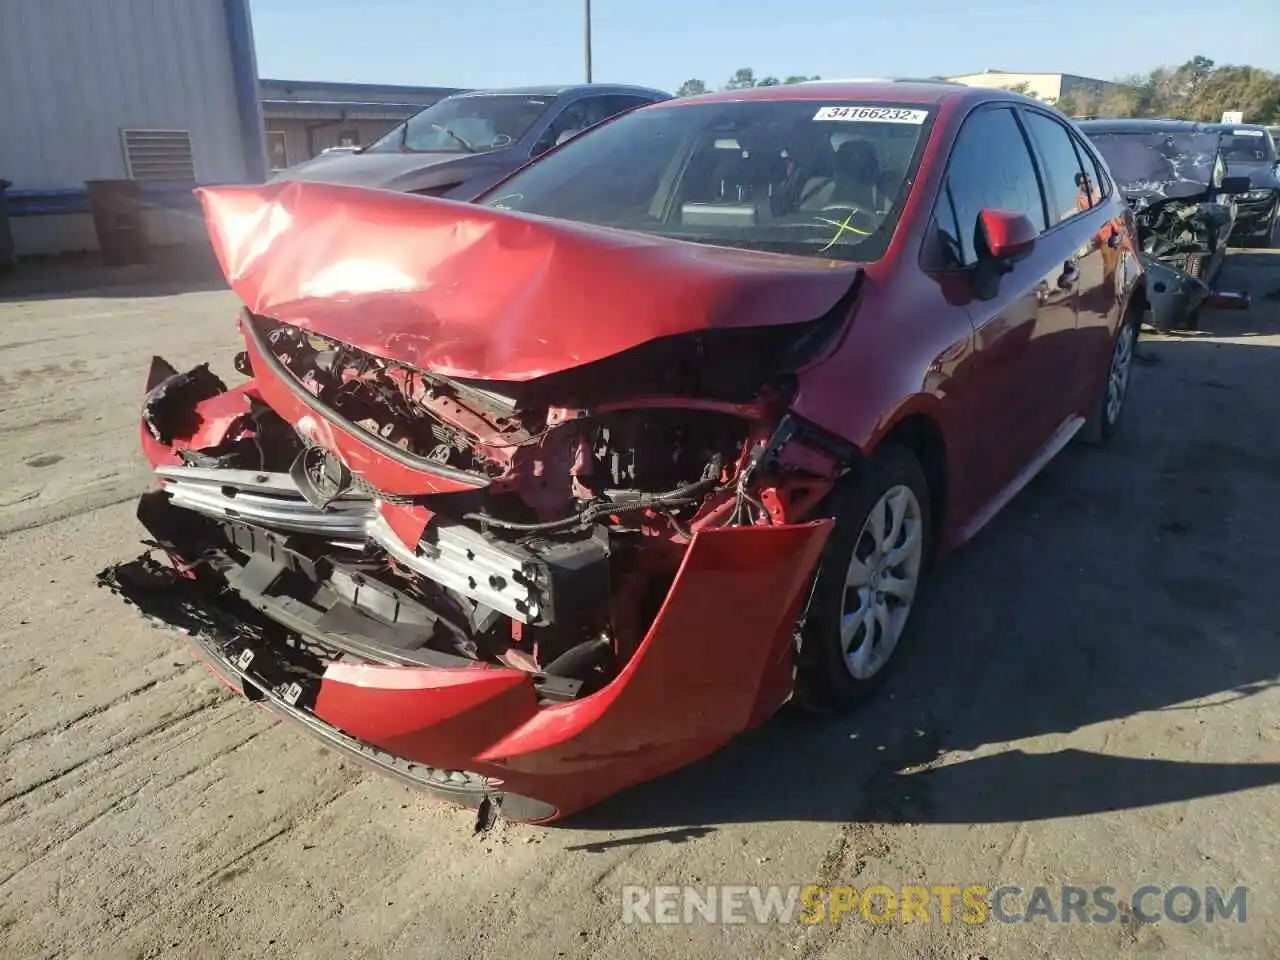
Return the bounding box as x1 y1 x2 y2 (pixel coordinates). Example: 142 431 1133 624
271 84 671 201
1206 122 1279 247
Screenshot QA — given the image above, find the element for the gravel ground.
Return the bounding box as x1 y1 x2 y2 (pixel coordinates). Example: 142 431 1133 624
1 251 1278 959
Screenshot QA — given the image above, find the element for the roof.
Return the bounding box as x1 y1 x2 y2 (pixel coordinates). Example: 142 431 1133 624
1076 118 1218 134
656 79 999 108
1201 121 1273 132
949 70 1078 78
260 99 436 111
260 78 466 98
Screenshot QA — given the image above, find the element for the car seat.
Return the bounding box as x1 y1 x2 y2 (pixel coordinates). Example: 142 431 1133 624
801 139 881 211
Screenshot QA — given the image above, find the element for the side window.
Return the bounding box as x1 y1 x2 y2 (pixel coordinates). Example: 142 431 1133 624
942 106 1047 265
1074 133 1111 203
600 94 654 117
925 181 965 269
533 99 593 155
1021 110 1090 224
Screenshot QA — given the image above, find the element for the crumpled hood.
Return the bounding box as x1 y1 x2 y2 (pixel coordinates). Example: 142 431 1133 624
195 180 861 381
1090 131 1221 208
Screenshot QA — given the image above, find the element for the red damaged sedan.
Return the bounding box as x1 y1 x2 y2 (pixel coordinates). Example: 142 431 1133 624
102 81 1144 823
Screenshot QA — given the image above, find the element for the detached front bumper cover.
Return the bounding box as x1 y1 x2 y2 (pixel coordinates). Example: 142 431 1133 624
105 514 830 822
109 392 833 821
1143 256 1250 331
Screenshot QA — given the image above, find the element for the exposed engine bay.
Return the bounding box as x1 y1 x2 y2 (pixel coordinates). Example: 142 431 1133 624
1128 194 1233 280
129 310 849 706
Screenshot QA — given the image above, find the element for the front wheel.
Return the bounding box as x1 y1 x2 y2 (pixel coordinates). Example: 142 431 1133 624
793 445 932 715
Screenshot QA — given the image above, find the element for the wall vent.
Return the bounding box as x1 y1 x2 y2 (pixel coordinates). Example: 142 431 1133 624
120 129 196 181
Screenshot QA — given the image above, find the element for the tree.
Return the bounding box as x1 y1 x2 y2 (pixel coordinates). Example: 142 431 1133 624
675 56 1280 122
1097 81 1147 118
1005 80 1036 98
1055 88 1100 117
1055 91 1081 115
1185 65 1280 123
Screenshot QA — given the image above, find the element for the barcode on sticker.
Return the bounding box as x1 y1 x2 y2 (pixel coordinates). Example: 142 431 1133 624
813 106 929 124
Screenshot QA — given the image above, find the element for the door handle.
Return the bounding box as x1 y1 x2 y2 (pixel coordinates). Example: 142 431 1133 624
1057 261 1079 290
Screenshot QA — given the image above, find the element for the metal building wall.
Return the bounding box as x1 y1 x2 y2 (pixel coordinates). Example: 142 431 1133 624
0 0 265 256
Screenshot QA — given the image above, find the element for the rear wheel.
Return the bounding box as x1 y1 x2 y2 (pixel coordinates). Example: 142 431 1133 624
793 445 932 715
1079 308 1138 444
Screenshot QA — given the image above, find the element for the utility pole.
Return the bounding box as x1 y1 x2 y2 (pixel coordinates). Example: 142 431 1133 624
583 0 593 83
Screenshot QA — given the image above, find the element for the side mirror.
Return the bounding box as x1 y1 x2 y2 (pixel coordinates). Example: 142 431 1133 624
969 209 1037 302
1219 175 1252 195
978 209 1037 262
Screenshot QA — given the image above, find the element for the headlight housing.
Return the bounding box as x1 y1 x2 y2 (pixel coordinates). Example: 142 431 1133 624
1241 188 1275 202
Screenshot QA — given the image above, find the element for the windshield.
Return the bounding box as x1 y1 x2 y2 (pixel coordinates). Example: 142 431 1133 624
1086 131 1220 194
364 94 555 154
477 100 933 262
1219 128 1276 163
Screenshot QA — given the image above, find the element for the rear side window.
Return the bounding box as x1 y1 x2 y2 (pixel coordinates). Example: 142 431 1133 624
1075 133 1111 204
1022 110 1091 224
940 106 1047 265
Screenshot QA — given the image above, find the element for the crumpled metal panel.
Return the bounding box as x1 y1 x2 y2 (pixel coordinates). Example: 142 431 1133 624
194 180 860 381
1090 131 1221 209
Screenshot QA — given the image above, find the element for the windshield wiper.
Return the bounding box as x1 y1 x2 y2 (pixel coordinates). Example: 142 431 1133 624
430 122 477 153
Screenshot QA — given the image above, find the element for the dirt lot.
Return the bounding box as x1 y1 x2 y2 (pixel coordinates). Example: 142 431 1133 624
2 252 1279 960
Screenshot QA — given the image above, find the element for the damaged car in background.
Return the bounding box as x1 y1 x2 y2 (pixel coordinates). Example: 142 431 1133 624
1078 118 1252 330
103 83 1145 824
1207 122 1280 248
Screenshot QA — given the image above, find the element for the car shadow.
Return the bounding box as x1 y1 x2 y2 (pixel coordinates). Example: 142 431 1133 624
570 252 1280 831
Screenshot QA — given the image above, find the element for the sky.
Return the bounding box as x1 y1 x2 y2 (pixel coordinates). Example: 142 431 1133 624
248 0 1279 93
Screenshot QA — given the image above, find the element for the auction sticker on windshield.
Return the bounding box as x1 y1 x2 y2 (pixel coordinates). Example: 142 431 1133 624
814 106 928 124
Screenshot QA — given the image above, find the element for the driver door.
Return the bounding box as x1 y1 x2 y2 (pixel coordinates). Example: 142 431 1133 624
937 105 1079 523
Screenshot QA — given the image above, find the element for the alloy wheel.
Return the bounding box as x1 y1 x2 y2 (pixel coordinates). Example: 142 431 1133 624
840 484 925 680
1105 321 1135 425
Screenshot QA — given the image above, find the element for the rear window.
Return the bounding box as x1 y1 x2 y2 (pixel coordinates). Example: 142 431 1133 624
478 100 935 262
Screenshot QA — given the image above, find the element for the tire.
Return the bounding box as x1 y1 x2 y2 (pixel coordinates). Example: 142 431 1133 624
792 444 932 716
1078 307 1139 445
